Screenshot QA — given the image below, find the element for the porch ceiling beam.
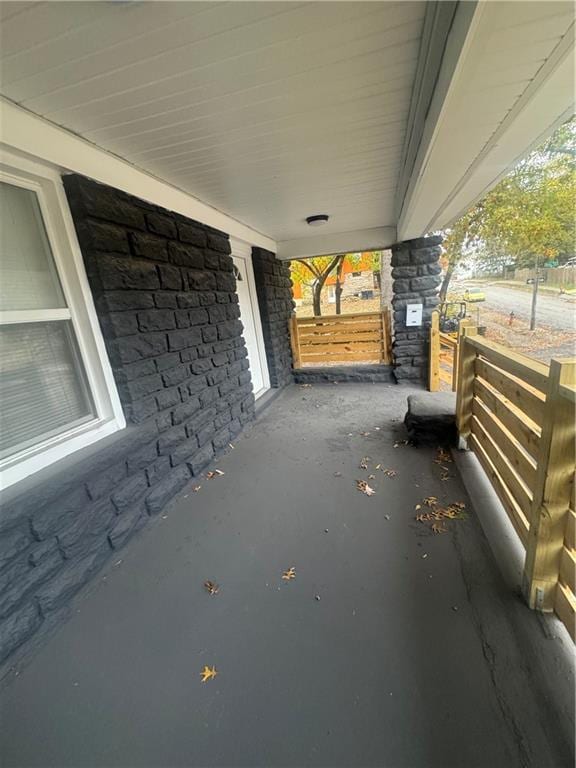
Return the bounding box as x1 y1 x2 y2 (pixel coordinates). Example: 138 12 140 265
275 226 397 261
396 0 575 241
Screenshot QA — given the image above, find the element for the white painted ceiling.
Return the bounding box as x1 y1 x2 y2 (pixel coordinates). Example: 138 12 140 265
0 1 426 241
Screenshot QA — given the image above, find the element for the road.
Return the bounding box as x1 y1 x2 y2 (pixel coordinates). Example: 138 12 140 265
465 283 576 331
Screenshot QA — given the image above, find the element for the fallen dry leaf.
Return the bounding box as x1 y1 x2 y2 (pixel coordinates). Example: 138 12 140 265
282 567 296 581
356 479 376 496
204 581 219 595
359 457 370 470
423 496 438 507
382 468 397 478
193 485 202 492
200 665 218 683
432 523 447 535
300 384 312 389
206 469 225 479
359 431 371 437
228 443 234 450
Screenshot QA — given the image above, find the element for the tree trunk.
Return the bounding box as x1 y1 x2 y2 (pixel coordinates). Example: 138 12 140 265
312 281 322 316
334 256 344 314
439 261 455 302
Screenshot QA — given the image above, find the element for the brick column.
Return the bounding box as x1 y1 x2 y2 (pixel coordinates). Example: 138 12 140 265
252 248 295 388
390 235 442 381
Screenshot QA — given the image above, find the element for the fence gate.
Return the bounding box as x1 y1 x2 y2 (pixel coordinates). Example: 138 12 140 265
290 310 392 367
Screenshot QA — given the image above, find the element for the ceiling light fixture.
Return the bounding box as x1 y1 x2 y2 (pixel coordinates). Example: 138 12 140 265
306 214 329 227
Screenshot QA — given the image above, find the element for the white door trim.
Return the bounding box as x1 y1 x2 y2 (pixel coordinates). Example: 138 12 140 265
230 237 270 399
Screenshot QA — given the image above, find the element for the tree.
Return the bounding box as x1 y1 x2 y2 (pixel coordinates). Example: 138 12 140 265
290 251 384 315
440 116 576 296
291 254 344 316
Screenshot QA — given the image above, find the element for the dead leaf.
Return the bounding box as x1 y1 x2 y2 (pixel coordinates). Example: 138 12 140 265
423 496 438 507
359 431 371 437
356 479 376 496
382 469 397 478
282 567 296 581
204 581 219 595
193 485 202 492
206 469 225 479
228 443 235 450
368 474 375 480
200 665 218 683
375 464 382 470
359 457 370 470
415 504 422 511
431 523 447 535
300 384 312 389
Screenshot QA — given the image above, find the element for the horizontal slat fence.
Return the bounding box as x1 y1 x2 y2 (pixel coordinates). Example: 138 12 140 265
455 336 575 639
290 310 392 366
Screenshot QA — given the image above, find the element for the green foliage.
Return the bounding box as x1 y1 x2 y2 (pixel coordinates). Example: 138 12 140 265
441 116 576 278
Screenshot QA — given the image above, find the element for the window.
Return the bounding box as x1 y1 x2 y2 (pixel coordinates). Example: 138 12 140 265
0 154 125 489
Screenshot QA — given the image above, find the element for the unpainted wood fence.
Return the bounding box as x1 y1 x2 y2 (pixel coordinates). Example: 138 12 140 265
289 310 392 367
428 311 474 392
455 332 575 638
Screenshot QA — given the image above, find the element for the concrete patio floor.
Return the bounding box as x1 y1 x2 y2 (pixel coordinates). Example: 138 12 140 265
1 383 574 768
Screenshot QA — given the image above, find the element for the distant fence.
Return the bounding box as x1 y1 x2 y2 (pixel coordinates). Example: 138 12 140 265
290 310 392 367
455 334 575 638
513 266 576 288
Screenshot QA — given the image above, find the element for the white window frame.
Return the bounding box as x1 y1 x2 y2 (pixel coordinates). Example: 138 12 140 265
0 150 125 490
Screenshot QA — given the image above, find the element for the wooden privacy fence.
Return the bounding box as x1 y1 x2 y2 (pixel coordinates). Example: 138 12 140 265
290 310 392 367
455 334 576 638
429 312 474 392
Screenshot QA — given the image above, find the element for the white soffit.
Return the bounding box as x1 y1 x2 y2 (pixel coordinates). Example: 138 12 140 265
276 226 396 261
397 0 575 241
0 1 427 243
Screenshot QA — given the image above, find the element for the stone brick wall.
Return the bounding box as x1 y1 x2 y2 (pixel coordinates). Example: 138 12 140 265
0 176 255 668
391 235 442 380
251 247 294 388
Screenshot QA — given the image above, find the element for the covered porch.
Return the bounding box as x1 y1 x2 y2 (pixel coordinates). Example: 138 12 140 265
1 383 573 768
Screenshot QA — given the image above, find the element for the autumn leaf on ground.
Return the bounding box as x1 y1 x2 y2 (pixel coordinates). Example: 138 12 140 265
359 457 370 470
423 496 438 507
368 474 375 480
300 384 312 389
434 448 453 465
359 431 371 437
282 567 296 581
200 665 218 682
204 581 219 595
393 440 409 448
432 523 447 534
356 479 376 496
382 469 397 478
193 485 202 492
206 469 225 479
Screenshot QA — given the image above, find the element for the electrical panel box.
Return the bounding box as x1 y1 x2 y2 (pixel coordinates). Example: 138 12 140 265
406 303 423 327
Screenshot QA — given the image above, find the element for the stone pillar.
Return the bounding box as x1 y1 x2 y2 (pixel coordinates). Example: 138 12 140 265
251 248 295 387
390 235 442 381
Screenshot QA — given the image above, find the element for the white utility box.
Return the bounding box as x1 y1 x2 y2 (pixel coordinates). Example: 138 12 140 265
406 303 423 327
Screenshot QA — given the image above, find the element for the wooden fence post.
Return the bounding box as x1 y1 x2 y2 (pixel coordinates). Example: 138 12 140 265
289 315 301 369
429 311 440 392
454 325 478 442
523 358 576 610
381 308 392 364
452 318 471 392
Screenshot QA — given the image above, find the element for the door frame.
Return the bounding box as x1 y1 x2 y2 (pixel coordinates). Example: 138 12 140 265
230 237 270 399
